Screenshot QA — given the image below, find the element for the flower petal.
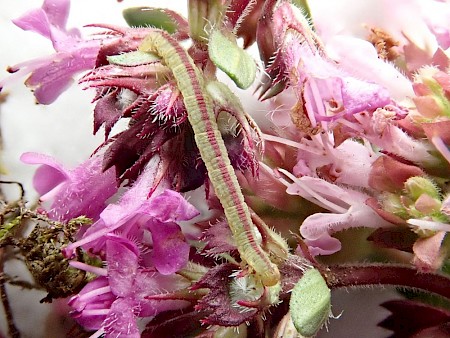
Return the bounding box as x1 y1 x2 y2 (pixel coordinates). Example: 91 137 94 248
20 152 68 197
42 0 70 29
106 238 139 297
23 153 117 221
103 298 140 338
12 8 52 39
144 189 200 222
147 220 189 275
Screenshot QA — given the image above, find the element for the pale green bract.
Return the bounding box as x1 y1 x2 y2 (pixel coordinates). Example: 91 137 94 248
208 30 257 89
107 50 160 66
289 268 331 337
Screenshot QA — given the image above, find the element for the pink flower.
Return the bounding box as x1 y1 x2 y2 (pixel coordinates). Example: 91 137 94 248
291 132 378 188
0 0 100 104
338 107 443 169
20 152 117 221
63 164 200 275
280 32 391 127
278 170 393 255
65 164 199 336
258 1 392 123
69 237 191 337
323 35 414 101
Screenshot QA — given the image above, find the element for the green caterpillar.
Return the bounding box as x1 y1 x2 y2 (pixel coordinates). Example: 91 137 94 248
140 30 280 286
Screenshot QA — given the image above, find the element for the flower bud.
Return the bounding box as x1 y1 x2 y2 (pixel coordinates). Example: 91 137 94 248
413 66 450 120
379 193 409 219
404 176 440 201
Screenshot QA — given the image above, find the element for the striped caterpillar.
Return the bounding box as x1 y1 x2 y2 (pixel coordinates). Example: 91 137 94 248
139 30 280 286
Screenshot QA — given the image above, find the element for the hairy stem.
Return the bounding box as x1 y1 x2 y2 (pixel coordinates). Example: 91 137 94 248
327 264 450 300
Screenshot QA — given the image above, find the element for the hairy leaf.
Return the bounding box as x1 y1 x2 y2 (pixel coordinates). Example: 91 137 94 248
209 30 256 89
289 268 331 337
123 7 188 36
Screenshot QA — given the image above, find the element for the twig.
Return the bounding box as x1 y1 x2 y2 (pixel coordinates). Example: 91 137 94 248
0 250 20 338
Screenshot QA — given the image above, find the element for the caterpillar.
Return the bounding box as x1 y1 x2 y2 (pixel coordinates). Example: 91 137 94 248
139 30 280 286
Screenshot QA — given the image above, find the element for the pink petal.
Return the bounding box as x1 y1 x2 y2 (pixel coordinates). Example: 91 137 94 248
20 152 68 196
12 8 52 39
147 220 189 275
27 68 74 105
325 35 413 100
68 277 114 330
103 298 140 338
144 190 200 222
298 193 393 255
106 238 139 297
42 0 70 29
23 153 117 222
303 234 342 256
413 231 446 272
25 49 98 104
51 156 117 221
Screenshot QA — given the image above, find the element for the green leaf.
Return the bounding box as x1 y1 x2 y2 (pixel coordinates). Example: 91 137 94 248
107 50 160 66
289 268 331 337
208 30 257 89
123 7 178 32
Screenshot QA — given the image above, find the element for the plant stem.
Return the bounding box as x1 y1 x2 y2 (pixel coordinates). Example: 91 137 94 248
0 249 20 338
327 264 450 300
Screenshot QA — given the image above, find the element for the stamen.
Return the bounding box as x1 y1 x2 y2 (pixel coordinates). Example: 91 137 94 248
76 286 112 302
277 168 347 213
69 261 108 276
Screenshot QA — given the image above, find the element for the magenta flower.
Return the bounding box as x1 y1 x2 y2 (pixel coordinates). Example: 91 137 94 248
63 164 200 275
0 0 100 104
21 152 117 221
69 236 191 337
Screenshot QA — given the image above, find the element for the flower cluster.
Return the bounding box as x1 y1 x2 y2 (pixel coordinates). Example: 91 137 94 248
1 0 450 337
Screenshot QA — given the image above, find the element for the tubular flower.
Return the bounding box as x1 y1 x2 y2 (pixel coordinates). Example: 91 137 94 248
21 152 117 222
62 163 200 275
0 0 101 104
277 170 393 255
291 132 378 188
68 236 191 337
258 0 392 125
